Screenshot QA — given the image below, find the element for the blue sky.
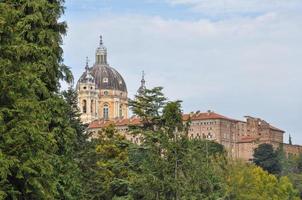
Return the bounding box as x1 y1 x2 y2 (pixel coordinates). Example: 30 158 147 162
62 0 302 144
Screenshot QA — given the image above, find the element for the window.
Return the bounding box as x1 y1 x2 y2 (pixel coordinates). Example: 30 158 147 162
103 104 109 120
119 104 123 118
97 54 101 63
103 78 108 83
91 100 94 113
82 100 87 113
104 91 109 96
83 86 86 90
101 55 104 63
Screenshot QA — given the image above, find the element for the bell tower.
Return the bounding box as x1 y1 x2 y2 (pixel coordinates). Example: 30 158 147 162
77 57 99 123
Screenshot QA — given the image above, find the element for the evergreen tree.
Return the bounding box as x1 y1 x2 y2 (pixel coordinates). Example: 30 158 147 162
289 134 293 145
62 86 88 152
0 1 83 199
129 88 227 199
129 87 166 131
84 125 132 200
253 143 281 175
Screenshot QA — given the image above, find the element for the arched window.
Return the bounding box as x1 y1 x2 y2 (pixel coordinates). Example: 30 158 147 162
119 104 123 118
91 100 94 113
103 104 109 120
82 100 87 113
96 54 101 64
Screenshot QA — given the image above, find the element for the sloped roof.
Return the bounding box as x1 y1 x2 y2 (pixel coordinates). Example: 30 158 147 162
88 112 285 134
89 117 141 129
269 125 284 132
182 112 236 121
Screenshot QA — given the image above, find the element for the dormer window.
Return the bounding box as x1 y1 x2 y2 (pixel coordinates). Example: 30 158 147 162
103 78 108 83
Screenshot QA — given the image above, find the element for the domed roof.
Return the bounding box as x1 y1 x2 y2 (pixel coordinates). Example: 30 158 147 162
78 64 127 92
79 58 95 84
91 64 127 92
77 36 127 92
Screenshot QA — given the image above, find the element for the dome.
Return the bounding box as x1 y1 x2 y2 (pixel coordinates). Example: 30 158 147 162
78 35 127 92
79 60 95 84
78 65 127 92
91 64 127 92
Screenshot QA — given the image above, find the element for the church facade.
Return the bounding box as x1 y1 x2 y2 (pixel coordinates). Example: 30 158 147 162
77 36 302 161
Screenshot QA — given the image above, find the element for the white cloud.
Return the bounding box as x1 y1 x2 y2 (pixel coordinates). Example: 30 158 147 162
167 0 302 16
63 8 302 143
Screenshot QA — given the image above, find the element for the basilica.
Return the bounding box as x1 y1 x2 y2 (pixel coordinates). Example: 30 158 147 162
77 36 302 161
77 36 129 124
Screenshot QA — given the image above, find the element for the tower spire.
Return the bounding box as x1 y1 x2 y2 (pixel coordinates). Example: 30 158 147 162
85 56 89 71
141 71 145 86
100 35 103 46
137 70 146 95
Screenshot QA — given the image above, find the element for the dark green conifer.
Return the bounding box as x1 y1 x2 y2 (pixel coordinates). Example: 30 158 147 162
0 1 84 199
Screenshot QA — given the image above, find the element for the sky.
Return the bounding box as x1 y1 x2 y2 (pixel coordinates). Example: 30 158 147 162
62 0 302 144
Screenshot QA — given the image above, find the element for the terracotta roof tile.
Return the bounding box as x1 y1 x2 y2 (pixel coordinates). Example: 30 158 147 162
88 117 141 129
182 112 236 121
89 112 236 129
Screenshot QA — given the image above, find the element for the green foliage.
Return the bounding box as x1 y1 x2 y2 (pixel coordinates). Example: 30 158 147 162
128 88 227 199
253 143 282 175
0 1 84 199
129 87 166 131
1 2 299 197
94 126 131 199
297 154 302 173
287 173 302 199
226 162 299 200
278 152 302 198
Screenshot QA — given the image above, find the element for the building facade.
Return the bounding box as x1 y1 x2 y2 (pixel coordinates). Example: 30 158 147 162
77 36 128 124
88 111 302 161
